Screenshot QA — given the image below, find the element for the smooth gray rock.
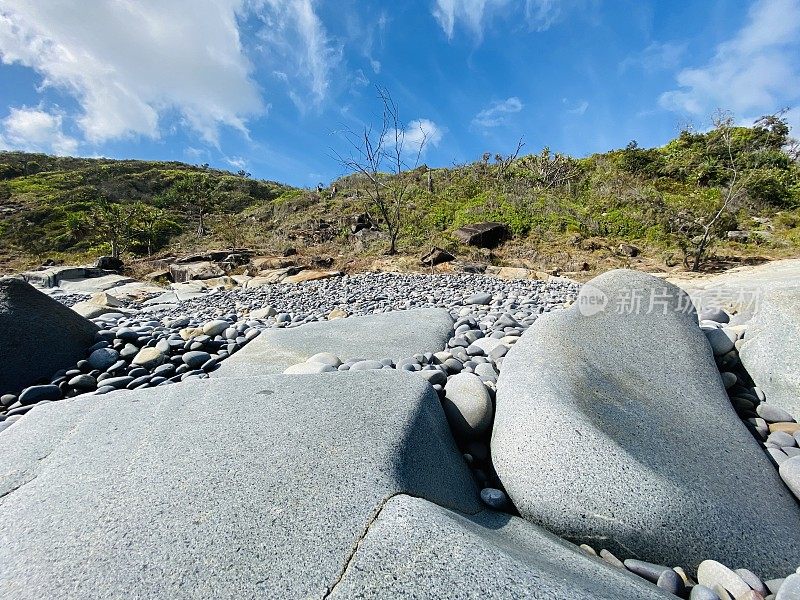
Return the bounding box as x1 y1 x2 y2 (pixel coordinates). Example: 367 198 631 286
0 370 478 598
777 574 800 600
493 269 800 578
740 289 800 420
88 347 119 371
0 278 98 395
326 494 671 599
780 456 800 500
215 309 454 377
442 373 493 439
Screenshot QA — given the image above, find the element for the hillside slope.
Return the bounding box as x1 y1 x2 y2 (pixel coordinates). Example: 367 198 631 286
1 115 799 276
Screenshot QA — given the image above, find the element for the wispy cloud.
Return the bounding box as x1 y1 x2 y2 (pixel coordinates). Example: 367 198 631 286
619 41 687 74
253 0 342 112
659 0 800 116
565 99 589 115
472 97 524 128
0 0 264 146
0 106 78 155
432 0 576 40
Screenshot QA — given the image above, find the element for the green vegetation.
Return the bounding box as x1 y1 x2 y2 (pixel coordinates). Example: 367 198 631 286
1 111 799 274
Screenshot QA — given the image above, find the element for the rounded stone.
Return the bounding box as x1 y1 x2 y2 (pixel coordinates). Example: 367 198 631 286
182 351 211 369
656 569 684 595
88 347 120 371
758 403 796 424
442 373 493 439
203 320 229 337
479 488 508 509
283 362 337 374
697 560 751 599
779 455 800 500
699 307 730 324
132 347 166 369
18 385 61 405
67 374 96 391
704 328 735 356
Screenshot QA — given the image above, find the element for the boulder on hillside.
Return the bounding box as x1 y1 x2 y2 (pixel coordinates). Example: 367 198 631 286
0 278 98 395
216 308 454 377
168 261 225 283
452 222 509 248
0 371 478 597
492 269 800 578
94 255 123 271
420 247 455 267
740 288 800 420
328 495 669 599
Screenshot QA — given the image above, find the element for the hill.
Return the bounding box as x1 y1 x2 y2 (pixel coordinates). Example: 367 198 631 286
1 113 799 276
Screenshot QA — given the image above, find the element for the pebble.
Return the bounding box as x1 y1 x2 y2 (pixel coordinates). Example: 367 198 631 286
479 488 508 509
704 328 736 356
202 319 229 336
779 456 800 500
88 347 120 371
283 362 337 374
132 347 166 369
623 559 671 583
442 373 493 439
182 351 211 369
776 574 800 599
697 560 752 599
18 385 61 405
758 403 797 424
656 569 684 595
465 292 492 305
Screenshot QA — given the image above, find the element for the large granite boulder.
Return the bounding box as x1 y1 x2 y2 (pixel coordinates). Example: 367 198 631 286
327 494 671 599
740 288 800 420
0 370 478 598
0 278 98 395
216 308 454 376
492 269 800 578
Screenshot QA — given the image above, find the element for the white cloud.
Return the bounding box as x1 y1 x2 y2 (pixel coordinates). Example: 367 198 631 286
432 0 570 40
472 97 524 127
619 41 687 73
565 100 589 115
254 0 341 111
384 119 444 157
0 0 264 146
0 106 78 154
659 0 800 116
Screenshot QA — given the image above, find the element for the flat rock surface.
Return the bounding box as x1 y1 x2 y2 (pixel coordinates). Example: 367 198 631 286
664 259 800 324
0 278 98 395
216 308 454 376
740 288 800 420
328 494 671 599
0 370 478 599
492 269 800 578
56 274 135 294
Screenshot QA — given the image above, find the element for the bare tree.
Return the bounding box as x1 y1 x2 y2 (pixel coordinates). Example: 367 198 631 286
670 111 748 271
334 86 428 254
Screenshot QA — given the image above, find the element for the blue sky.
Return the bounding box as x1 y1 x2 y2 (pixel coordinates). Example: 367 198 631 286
1 0 799 186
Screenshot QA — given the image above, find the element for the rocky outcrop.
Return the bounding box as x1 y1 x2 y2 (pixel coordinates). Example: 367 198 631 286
492 269 800 578
0 278 98 395
168 261 225 283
